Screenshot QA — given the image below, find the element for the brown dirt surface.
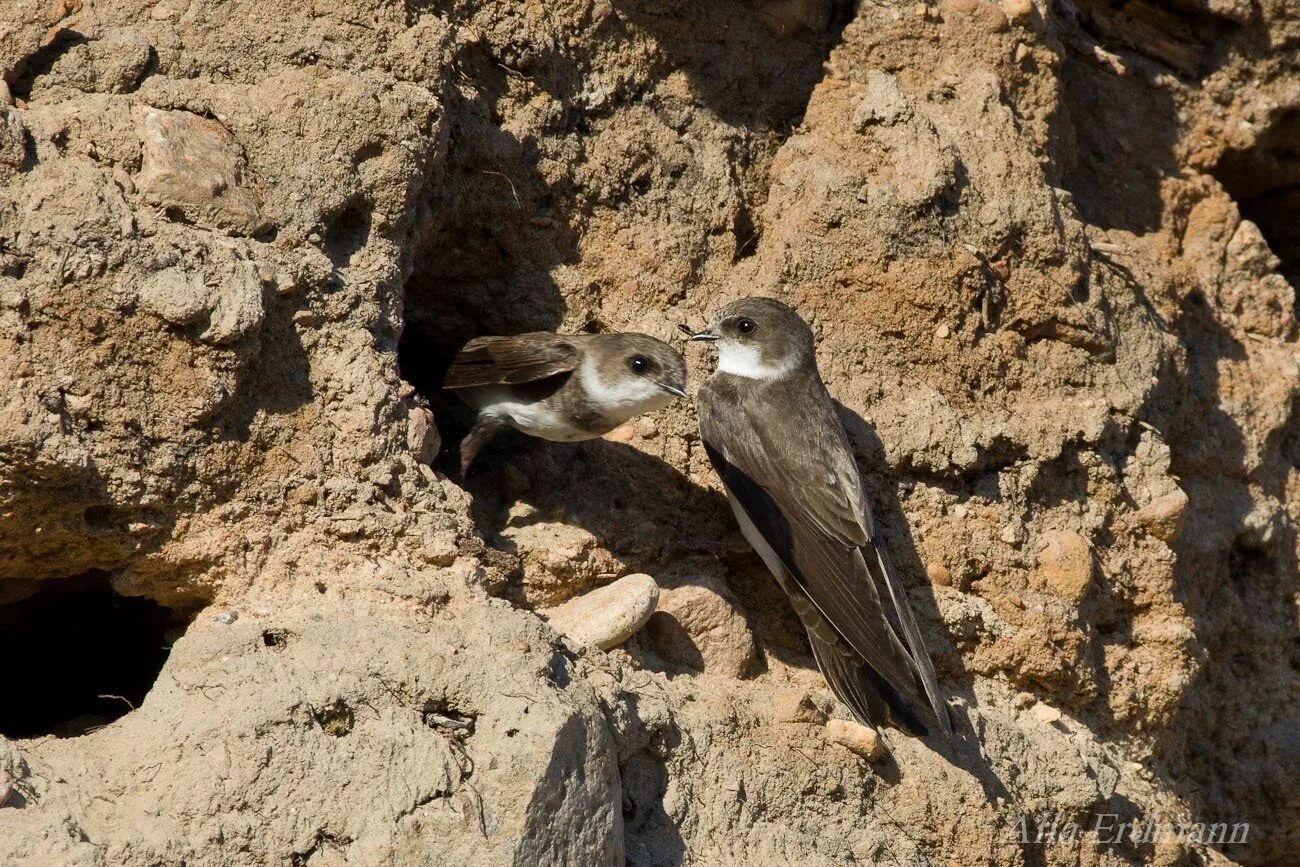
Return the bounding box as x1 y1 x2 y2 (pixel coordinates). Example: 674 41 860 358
2 0 1297 864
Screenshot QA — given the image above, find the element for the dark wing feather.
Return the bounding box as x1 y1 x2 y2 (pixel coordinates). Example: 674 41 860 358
863 507 952 735
809 635 930 736
442 333 579 389
699 376 950 735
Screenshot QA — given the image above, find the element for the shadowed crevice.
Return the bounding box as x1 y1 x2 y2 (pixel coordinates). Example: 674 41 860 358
0 571 194 738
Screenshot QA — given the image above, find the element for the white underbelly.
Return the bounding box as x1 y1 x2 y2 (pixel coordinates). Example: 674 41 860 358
727 489 789 583
468 389 590 442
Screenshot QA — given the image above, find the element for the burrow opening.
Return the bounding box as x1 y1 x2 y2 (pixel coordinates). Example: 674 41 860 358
0 571 192 739
394 4 853 478
1213 107 1300 290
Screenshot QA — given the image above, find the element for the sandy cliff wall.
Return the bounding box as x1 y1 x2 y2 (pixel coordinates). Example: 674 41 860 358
1 0 1297 864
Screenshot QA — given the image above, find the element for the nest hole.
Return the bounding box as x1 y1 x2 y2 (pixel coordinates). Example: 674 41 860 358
262 628 292 649
1213 108 1300 289
314 699 355 737
0 571 190 738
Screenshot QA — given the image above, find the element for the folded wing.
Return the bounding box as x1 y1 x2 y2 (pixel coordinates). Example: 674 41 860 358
699 387 951 735
442 333 580 389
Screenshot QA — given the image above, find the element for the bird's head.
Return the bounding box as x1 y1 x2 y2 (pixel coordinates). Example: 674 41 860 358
690 297 814 380
583 333 688 416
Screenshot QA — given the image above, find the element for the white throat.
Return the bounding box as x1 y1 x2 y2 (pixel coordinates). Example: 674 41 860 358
580 355 673 417
715 341 796 381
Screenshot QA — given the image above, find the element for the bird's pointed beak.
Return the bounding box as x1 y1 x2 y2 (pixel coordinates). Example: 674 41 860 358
689 327 719 342
660 383 688 399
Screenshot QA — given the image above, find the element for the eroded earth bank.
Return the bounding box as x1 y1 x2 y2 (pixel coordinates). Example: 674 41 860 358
1 0 1298 864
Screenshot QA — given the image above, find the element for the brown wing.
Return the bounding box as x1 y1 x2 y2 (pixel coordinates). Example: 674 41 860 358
699 374 951 735
442 333 580 389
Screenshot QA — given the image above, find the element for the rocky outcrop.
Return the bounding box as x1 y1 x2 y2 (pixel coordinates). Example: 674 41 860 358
2 0 1296 864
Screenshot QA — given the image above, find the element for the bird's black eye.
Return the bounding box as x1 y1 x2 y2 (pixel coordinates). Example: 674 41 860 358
628 355 650 374
736 318 757 335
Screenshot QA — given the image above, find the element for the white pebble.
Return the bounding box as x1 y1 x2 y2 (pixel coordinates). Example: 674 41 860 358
1002 0 1032 22
853 70 911 130
1030 702 1062 724
542 574 660 651
825 719 886 761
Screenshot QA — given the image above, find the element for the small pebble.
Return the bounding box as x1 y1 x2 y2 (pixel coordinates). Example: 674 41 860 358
1133 490 1188 542
1013 691 1035 709
215 611 238 625
649 579 755 677
926 562 952 587
636 417 659 438
977 3 1009 31
407 407 441 464
1036 530 1093 602
772 689 828 724
1031 703 1062 724
934 323 951 339
542 573 660 651
825 718 886 761
853 70 910 129
603 423 636 443
1014 42 1030 63
1002 0 1032 22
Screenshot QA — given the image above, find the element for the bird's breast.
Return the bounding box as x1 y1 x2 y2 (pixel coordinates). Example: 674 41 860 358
469 387 592 442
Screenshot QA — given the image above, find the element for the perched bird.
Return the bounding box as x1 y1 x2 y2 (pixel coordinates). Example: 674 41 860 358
443 331 687 475
692 297 951 739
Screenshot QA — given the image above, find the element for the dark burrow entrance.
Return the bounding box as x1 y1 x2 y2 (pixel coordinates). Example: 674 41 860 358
0 571 188 738
1213 107 1300 290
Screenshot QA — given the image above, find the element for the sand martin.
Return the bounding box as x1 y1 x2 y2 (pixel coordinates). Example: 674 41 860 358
692 297 951 739
443 331 687 475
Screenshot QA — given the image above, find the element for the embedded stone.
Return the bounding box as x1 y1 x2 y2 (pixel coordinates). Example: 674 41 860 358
1030 703 1063 725
853 70 910 130
647 578 756 677
136 108 270 236
1133 490 1188 542
1002 0 1032 23
407 406 441 465
772 689 828 725
1036 530 1093 602
602 423 636 443
825 719 886 761
926 562 953 587
137 267 209 327
976 2 1009 32
542 573 660 651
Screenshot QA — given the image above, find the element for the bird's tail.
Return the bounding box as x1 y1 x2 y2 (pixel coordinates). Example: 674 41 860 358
808 632 930 739
868 532 954 737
